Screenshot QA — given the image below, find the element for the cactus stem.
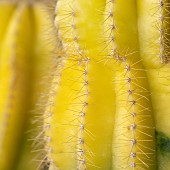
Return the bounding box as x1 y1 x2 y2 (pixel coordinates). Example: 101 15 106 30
111 52 155 169
116 55 138 169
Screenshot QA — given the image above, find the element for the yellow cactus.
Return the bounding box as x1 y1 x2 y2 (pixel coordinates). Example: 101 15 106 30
0 1 56 170
33 0 170 170
0 0 169 170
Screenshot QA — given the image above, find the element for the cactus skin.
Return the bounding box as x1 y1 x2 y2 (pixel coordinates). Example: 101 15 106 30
0 1 55 170
0 3 16 50
106 1 156 169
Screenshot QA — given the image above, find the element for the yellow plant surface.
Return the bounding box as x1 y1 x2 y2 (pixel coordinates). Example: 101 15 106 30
0 1 56 170
41 0 156 169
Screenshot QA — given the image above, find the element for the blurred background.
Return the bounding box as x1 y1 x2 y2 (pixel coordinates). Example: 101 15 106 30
0 0 58 169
